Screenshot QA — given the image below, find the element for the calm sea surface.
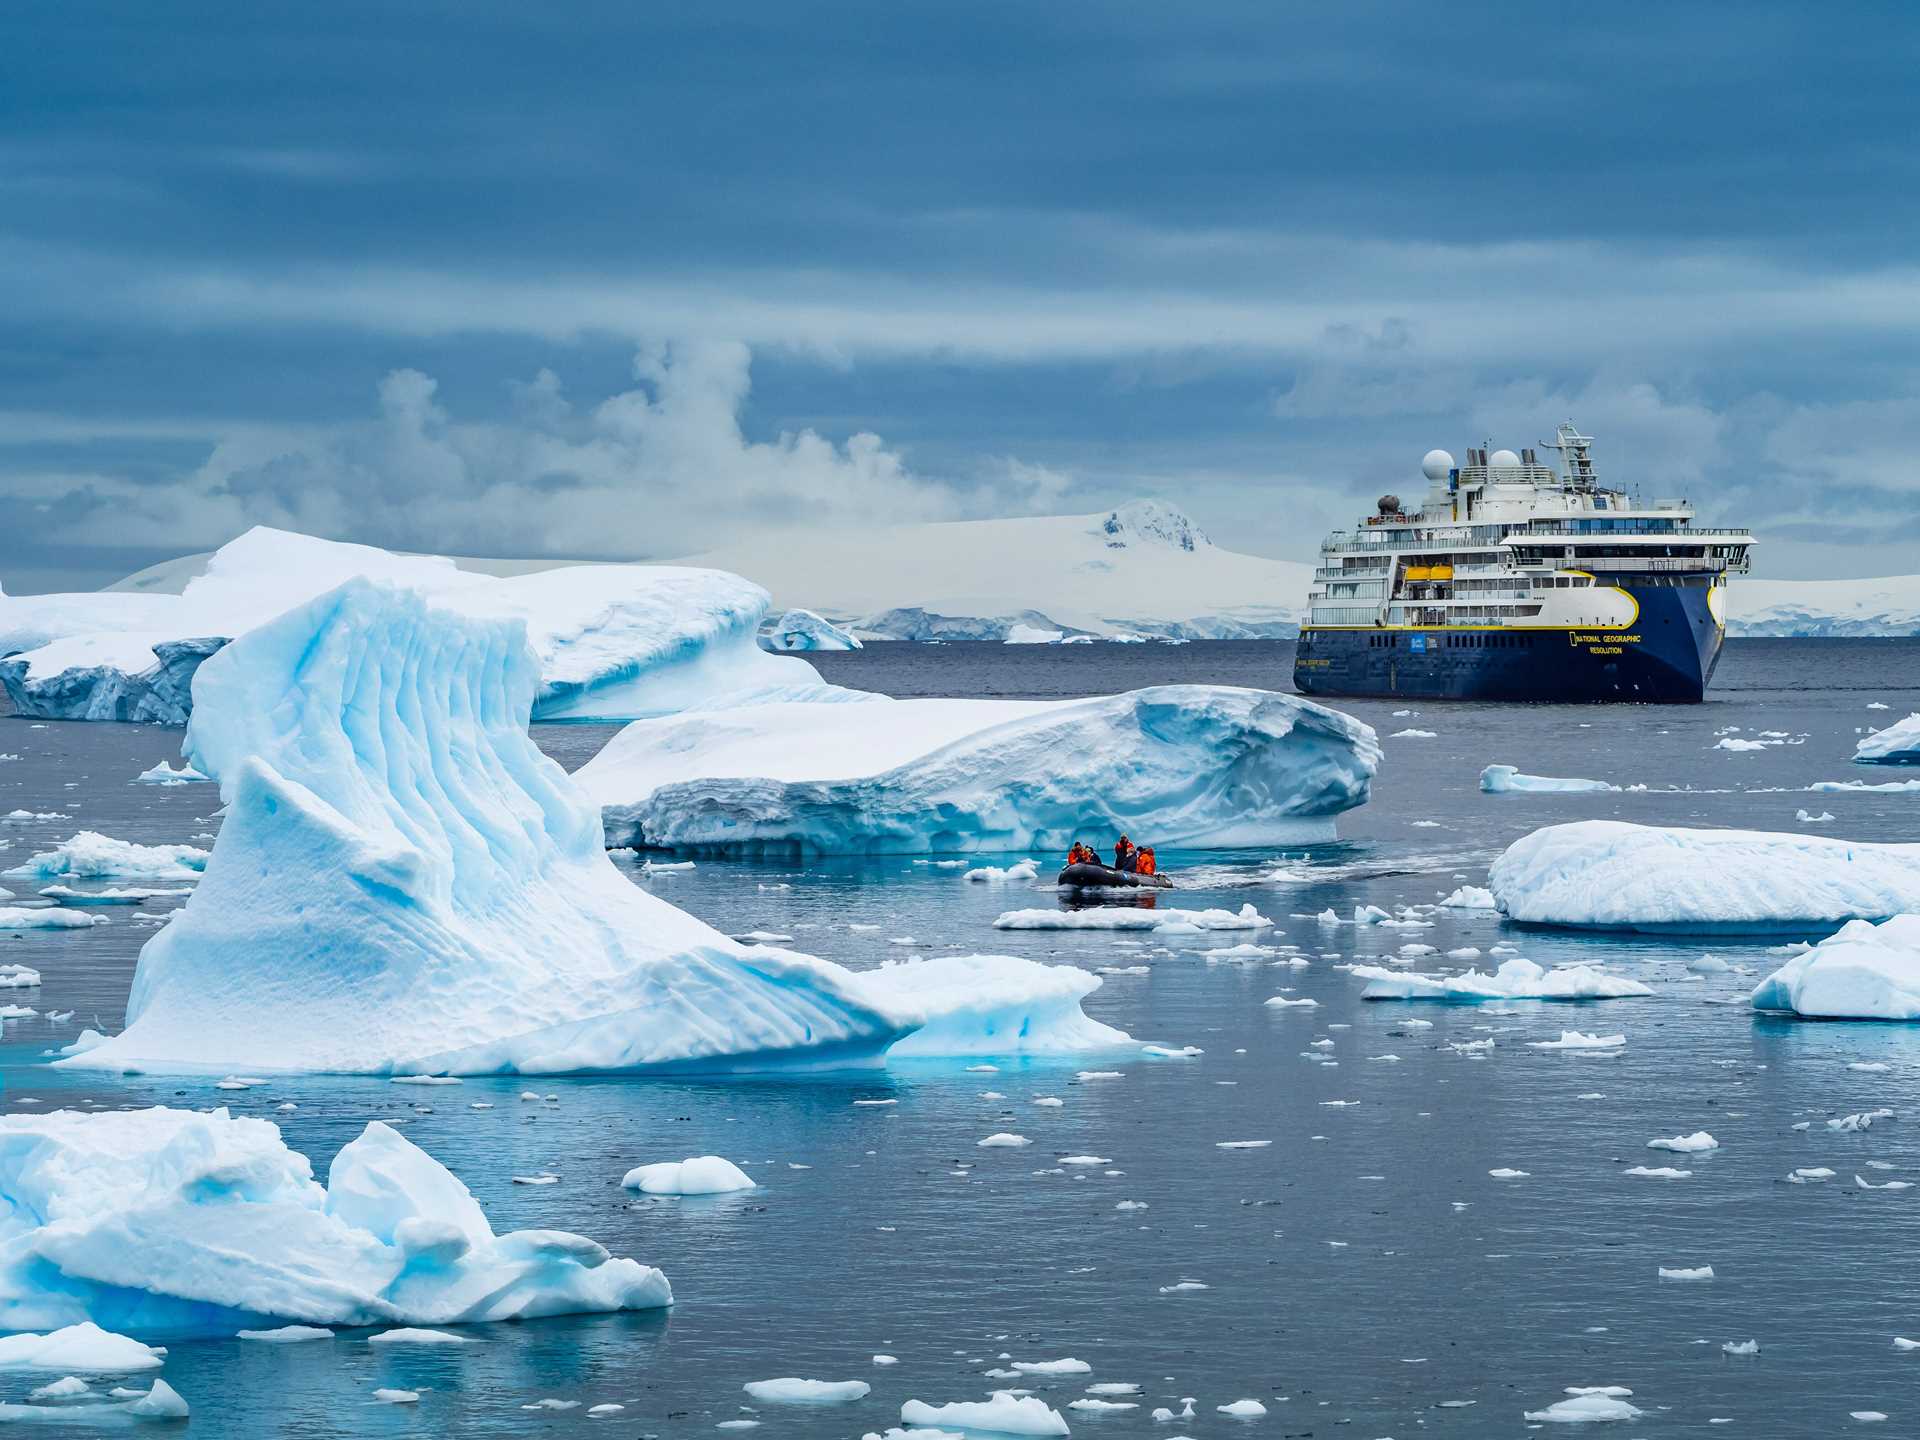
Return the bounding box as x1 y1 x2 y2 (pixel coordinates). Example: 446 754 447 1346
2 639 1918 1436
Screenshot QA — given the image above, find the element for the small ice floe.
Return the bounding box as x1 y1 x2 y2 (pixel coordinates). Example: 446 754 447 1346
735 930 793 944
1446 947 1481 960
389 1074 462 1086
1264 997 1317 1009
1099 965 1151 976
1851 1411 1889 1422
1157 1280 1208 1293
1480 765 1618 794
1440 885 1498 910
1648 1132 1719 1153
1076 1071 1123 1080
38 883 189 905
0 1322 164 1371
1789 1167 1837 1183
368 1327 477 1345
512 1173 560 1186
1390 728 1436 739
1690 955 1732 974
1830 1110 1894 1132
1528 1031 1625 1050
873 1355 899 1366
1011 1359 1090 1375
0 907 105 930
237 1324 334 1342
977 1134 1031 1148
1488 1168 1529 1180
1400 943 1438 956
136 760 211 785
899 1392 1069 1436
1856 1174 1913 1191
1753 916 1920 1019
743 1378 872 1404
1523 1391 1642 1423
1216 1140 1271 1149
1142 1044 1202 1059
1070 1397 1137 1412
1116 1200 1148 1211
373 1388 420 1405
1086 1384 1139 1395
28 1377 90 1401
1217 1399 1266 1418
1059 1154 1111 1165
1722 1339 1759 1356
966 860 1039 884
622 1156 756 1193
1894 1337 1920 1350
1032 1096 1064 1107
1659 1265 1714 1281
1847 1061 1891 1073
994 904 1271 932
1715 737 1774 753
1624 1166 1691 1179
640 859 695 873
1356 960 1647 1005
589 1403 626 1415
1797 810 1836 823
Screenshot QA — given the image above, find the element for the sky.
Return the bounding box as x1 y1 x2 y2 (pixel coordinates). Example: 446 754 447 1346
4 1 1918 591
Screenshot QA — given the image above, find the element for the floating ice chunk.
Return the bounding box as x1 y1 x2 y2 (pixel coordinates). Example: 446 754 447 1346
1798 810 1836 823
865 955 1130 1057
584 687 1378 853
3 832 208 884
55 1029 107 1056
1440 885 1497 910
1753 916 1920 1019
1011 1359 1090 1375
1071 1397 1137 1412
237 1325 334 1342
1716 737 1773 752
60 582 1122 1076
1648 1132 1719 1153
0 1323 163 1371
1480 765 1618 794
0 1107 669 1331
874 1355 899 1366
1690 955 1732 974
1488 1168 1529 1179
123 1379 190 1418
1352 905 1391 925
995 904 1271 932
1534 1027 1626 1050
39 884 190 906
899 1392 1069 1436
1492 821 1920 933
1857 1174 1913 1190
374 1388 420 1404
1624 1165 1691 1179
1856 714 1920 765
622 1157 755 1194
0 908 103 931
1264 996 1318 1008
1830 1110 1895 1132
1523 1393 1643 1423
965 860 1040 884
1216 1140 1271 1149
744 1378 872 1403
1722 1339 1759 1355
27 1376 90 1400
765 609 862 652
1851 1411 1888 1422
1355 960 1648 1004
1142 1045 1202 1059
1390 728 1436 738
977 1134 1031 1148
1658 1266 1714 1280
368 1328 477 1345
136 760 211 785
1216 1399 1267 1417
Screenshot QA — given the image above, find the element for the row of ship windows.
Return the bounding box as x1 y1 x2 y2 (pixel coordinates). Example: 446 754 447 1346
1364 632 1538 649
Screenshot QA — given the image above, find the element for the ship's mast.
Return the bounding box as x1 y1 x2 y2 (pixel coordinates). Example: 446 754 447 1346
1539 421 1597 489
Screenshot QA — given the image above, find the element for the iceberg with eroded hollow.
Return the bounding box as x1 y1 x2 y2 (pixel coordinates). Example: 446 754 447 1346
0 1107 669 1335
1856 713 1920 766
0 525 836 722
1752 915 1920 1019
60 579 1122 1076
580 687 1379 854
1489 820 1920 933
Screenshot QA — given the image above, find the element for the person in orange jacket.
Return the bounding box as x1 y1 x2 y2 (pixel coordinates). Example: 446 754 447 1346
1136 847 1156 876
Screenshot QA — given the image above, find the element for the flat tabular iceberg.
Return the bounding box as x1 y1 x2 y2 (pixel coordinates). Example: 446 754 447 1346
1752 915 1920 1019
581 686 1379 854
764 608 862 652
1 525 836 722
1480 765 1618 794
1489 821 1920 932
1352 958 1651 1002
61 579 1123 1076
0 1107 668 1335
1856 714 1920 765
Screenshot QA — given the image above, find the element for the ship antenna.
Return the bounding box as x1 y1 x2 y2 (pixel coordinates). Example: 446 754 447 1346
1540 420 1597 488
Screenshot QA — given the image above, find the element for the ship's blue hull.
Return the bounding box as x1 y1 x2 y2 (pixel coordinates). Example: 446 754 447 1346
1293 583 1724 703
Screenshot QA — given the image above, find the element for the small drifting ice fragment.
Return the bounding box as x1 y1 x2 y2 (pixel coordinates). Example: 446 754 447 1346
744 1378 872 1404
735 930 793 944
1523 1393 1643 1423
1157 1280 1208 1293
512 1173 560 1186
1851 1412 1888 1423
1848 1062 1891 1073
1624 1165 1691 1179
1658 1266 1714 1281
373 1389 421 1404
0 1322 164 1371
977 1134 1031 1148
1789 1167 1836 1182
1077 1071 1123 1080
1830 1110 1894 1132
1264 996 1317 1009
1529 1031 1626 1050
1011 1359 1091 1375
1440 885 1498 910
966 860 1039 884
622 1156 755 1193
1142 1044 1202 1059
1216 1140 1271 1149
1857 1174 1914 1190
589 1403 626 1415
368 1328 477 1345
1488 1168 1529 1179
1059 1154 1112 1165
1648 1132 1719 1153
1480 765 1618 794
1216 1399 1267 1417
1071 1397 1138 1412
899 1392 1070 1437
873 1355 899 1366
1722 1339 1759 1356
390 1074 461 1086
237 1325 334 1342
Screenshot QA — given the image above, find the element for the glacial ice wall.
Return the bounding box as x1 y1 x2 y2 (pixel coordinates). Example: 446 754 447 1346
1490 820 1920 933
581 686 1380 854
0 1107 669 1335
62 579 1122 1075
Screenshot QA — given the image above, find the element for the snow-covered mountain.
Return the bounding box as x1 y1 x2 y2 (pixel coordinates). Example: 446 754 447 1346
1730 575 1920 637
677 500 1310 640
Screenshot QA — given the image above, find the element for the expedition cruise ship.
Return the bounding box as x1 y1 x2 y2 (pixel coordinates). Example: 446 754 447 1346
1292 425 1753 703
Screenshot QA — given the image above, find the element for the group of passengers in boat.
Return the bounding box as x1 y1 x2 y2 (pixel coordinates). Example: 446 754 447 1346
1065 835 1156 876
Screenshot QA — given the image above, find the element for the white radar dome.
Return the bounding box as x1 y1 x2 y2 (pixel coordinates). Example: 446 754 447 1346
1490 448 1522 468
1420 449 1454 481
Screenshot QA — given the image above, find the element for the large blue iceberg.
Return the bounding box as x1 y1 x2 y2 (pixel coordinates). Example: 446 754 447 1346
579 687 1380 854
60 579 1123 1076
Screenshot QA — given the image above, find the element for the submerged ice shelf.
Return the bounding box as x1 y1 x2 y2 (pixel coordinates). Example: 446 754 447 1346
1488 820 1920 933
59 579 1125 1077
580 687 1380 854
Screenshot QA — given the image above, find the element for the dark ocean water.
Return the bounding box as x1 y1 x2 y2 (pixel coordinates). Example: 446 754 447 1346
1 638 1918 1436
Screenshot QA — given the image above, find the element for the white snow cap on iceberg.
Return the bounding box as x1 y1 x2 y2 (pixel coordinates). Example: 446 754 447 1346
1855 713 1920 765
0 1107 669 1334
1480 765 1618 794
61 579 1123 1076
764 608 862 652
1752 914 1920 1019
1351 958 1650 1003
1489 820 1920 932
1 524 838 723
580 686 1379 854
